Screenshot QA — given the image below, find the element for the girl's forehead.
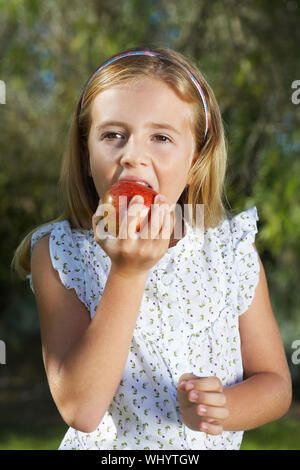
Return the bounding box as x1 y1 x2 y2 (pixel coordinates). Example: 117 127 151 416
90 78 194 127
102 76 169 91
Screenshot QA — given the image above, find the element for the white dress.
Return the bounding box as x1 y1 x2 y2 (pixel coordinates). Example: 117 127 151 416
28 206 260 450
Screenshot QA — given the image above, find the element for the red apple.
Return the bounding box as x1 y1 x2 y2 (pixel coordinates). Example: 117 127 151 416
102 181 158 236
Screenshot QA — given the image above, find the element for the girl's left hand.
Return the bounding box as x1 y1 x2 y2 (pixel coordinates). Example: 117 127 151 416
177 373 229 435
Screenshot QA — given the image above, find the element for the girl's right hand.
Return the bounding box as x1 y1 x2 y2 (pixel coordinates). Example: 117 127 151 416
92 194 175 277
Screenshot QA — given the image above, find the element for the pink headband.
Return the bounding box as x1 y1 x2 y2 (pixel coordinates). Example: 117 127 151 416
80 50 209 140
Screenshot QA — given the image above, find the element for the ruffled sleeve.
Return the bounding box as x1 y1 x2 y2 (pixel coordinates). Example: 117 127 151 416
229 206 260 316
27 220 89 311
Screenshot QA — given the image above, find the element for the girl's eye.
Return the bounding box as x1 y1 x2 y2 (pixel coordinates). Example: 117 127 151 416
103 132 123 140
154 135 171 143
102 132 171 143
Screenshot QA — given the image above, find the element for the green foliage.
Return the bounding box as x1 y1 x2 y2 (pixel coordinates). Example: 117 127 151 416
241 418 300 450
0 0 299 448
0 425 66 451
1 0 299 329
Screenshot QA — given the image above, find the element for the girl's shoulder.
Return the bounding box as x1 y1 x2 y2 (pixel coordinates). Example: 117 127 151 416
221 205 260 315
204 205 259 250
200 206 259 316
28 220 96 308
28 220 110 318
30 219 89 254
30 219 68 253
227 205 259 245
29 219 100 264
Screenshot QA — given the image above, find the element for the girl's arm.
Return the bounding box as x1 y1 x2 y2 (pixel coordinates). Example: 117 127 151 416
222 244 292 431
31 234 148 433
177 244 292 434
32 197 173 433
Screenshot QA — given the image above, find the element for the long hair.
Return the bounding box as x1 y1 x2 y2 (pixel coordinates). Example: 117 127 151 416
11 46 230 281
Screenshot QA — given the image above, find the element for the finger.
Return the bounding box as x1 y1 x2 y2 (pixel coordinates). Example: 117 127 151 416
199 420 223 435
196 404 229 421
142 195 167 240
177 374 199 409
119 195 144 239
178 374 200 390
94 199 117 238
188 390 227 407
127 196 148 239
152 197 168 239
138 201 157 240
160 204 175 241
183 376 223 393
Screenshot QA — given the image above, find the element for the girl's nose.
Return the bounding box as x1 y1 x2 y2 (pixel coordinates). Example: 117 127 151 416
120 153 149 167
120 139 150 167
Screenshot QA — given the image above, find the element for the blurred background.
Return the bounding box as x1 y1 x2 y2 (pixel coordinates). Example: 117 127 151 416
1 0 300 450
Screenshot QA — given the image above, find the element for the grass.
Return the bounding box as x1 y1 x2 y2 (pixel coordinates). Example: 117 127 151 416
0 424 67 450
0 417 299 450
241 417 300 450
0 391 68 450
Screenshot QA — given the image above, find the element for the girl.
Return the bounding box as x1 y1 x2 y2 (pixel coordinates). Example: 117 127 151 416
12 47 292 450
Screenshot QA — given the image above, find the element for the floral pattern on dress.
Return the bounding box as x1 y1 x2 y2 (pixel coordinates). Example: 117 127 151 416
28 206 260 450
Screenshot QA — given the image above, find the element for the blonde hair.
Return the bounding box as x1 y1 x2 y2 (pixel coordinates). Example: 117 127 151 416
11 46 231 281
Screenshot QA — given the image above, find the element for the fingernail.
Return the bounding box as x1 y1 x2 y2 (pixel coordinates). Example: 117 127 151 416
199 405 207 414
190 390 198 401
185 382 194 391
201 422 208 431
155 194 166 203
179 381 187 389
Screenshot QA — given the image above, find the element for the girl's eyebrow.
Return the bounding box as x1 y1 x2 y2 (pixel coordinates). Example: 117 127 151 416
95 120 181 135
